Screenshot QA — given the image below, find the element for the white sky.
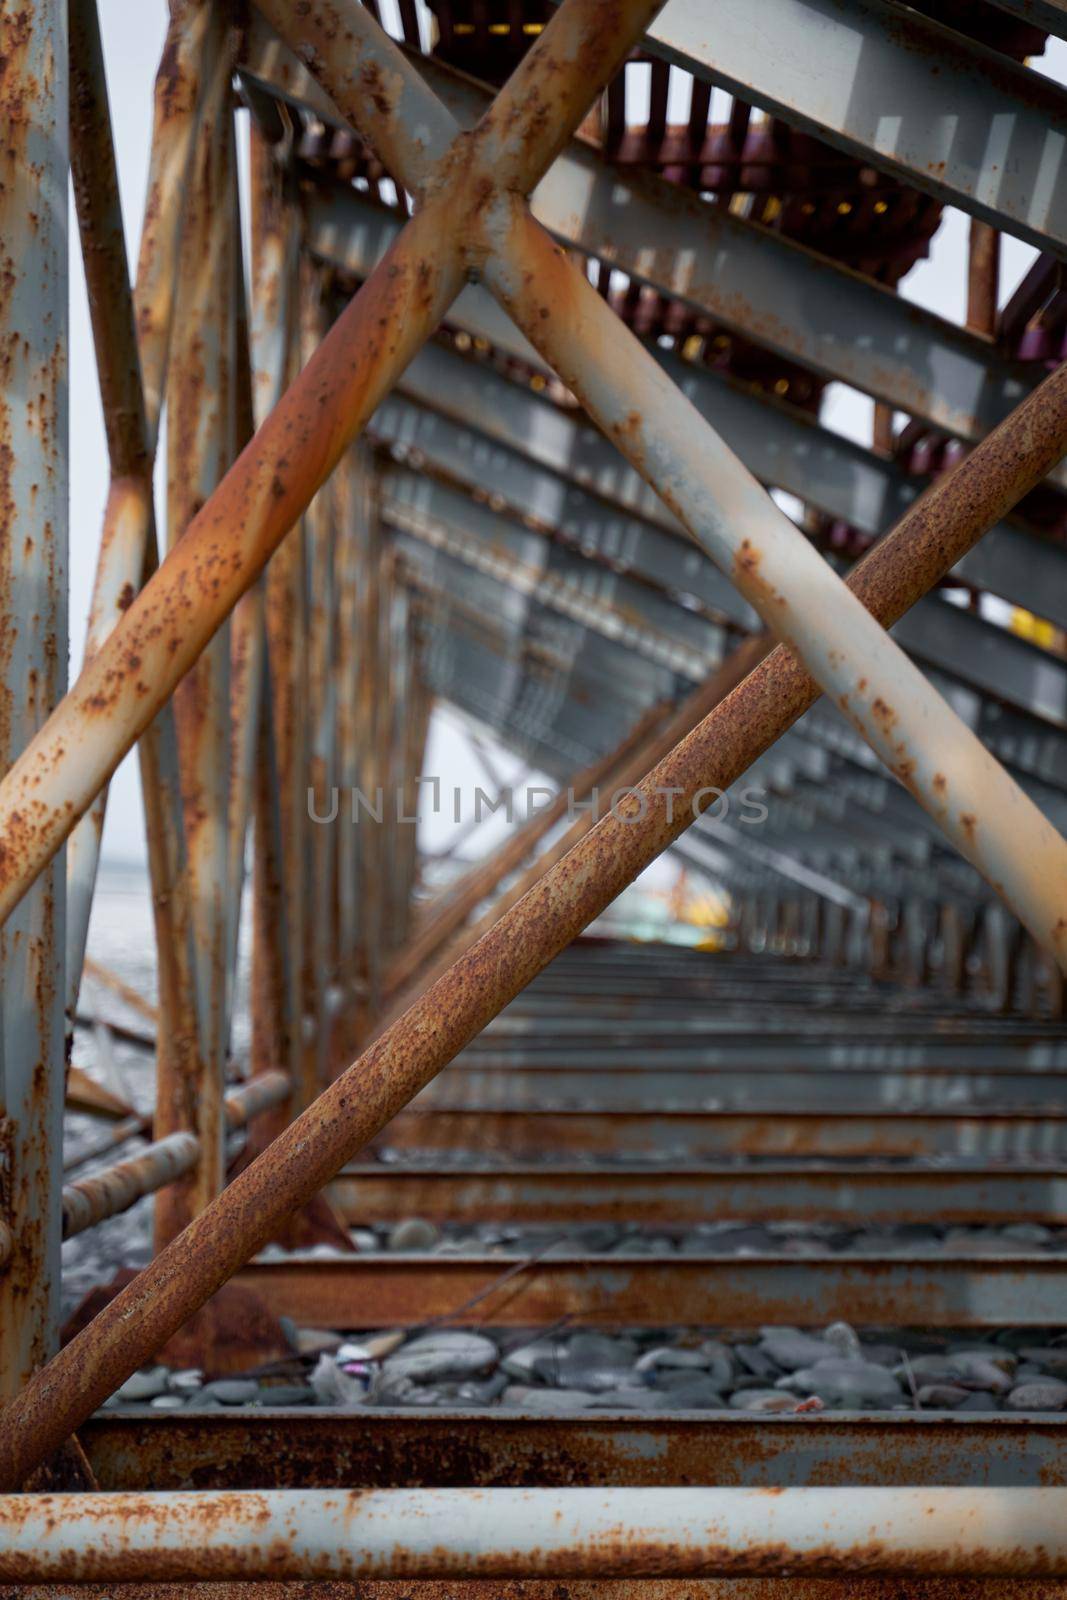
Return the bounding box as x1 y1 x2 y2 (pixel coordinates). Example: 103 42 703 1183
73 7 1066 865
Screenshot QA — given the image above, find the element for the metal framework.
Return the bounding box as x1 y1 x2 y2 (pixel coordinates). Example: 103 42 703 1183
2 0 1067 1580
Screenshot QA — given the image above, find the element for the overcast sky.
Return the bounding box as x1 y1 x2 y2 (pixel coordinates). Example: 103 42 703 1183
73 5 1064 863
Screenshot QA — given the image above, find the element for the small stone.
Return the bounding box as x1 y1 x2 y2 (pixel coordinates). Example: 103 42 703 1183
387 1218 440 1252
361 1330 405 1360
735 1343 779 1379
728 1388 798 1413
553 1362 633 1393
916 1384 971 1408
948 1354 1013 1393
588 1387 666 1411
166 1368 203 1394
651 1377 724 1409
957 1392 1000 1411
455 1372 508 1405
349 1228 378 1251
1021 1347 1067 1374
823 1322 862 1359
295 1327 343 1355
501 1384 597 1412
259 1384 317 1406
1001 1223 1052 1246
777 1358 901 1407
635 1346 710 1373
1006 1379 1067 1411
336 1341 375 1364
310 1354 371 1408
149 1393 186 1410
200 1379 259 1405
757 1329 834 1370
501 1338 560 1381
116 1366 170 1403
383 1331 498 1384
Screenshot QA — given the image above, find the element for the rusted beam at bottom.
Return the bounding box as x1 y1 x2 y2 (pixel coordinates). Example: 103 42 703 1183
80 1410 1067 1492
330 1163 1067 1226
13 1583 1067 1600
234 1254 1066 1328
5 1487 1067 1580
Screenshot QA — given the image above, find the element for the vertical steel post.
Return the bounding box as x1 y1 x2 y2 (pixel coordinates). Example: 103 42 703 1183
967 219 1000 339
0 0 67 1392
248 122 298 1120
161 8 238 1229
301 260 338 1098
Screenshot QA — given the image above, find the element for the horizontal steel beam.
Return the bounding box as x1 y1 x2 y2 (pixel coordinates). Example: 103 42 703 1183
81 1407 1067 1491
332 1163 1067 1225
421 1066 1067 1112
383 335 1067 632
235 1254 1067 1326
374 1107 1067 1161
637 0 1067 254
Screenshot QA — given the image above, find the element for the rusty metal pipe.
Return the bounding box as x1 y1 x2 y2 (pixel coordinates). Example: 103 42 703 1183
0 0 68 1398
223 1070 291 1129
64 0 210 1021
61 1070 288 1202
2 1488 1067 1579
61 1133 200 1241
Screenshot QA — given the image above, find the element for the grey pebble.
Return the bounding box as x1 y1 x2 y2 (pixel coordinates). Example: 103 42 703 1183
387 1218 440 1251
259 1384 318 1407
501 1385 597 1412
777 1358 901 1406
383 1331 498 1384
201 1379 260 1405
1006 1379 1067 1411
916 1384 971 1408
149 1393 186 1410
116 1366 170 1403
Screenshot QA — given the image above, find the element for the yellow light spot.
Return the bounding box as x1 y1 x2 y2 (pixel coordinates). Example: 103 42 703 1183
473 336 490 353
454 331 471 351
837 201 852 216
773 377 789 396
682 335 703 361
488 23 509 34
801 201 815 215
530 373 546 392
874 199 889 214
522 22 544 34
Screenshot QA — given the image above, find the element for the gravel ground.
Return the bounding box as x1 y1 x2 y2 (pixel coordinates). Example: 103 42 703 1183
70 869 1067 1422
98 1319 1067 1417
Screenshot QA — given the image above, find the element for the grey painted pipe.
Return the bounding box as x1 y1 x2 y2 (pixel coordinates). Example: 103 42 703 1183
1 1488 1066 1579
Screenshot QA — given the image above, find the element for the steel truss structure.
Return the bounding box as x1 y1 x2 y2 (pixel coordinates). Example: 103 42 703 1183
3 0 1067 1581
